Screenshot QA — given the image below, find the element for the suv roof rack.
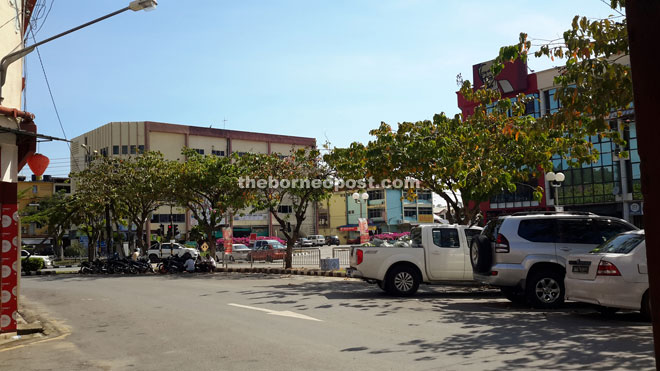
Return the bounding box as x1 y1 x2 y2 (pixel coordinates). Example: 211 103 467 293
509 211 597 217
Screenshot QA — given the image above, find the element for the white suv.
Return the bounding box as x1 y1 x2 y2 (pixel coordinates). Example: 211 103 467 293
307 235 325 246
470 211 637 308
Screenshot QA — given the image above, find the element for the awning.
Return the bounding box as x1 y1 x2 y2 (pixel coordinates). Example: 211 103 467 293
21 238 52 245
338 223 377 232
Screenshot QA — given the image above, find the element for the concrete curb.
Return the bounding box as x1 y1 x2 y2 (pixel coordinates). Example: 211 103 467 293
51 265 80 268
22 270 78 276
23 267 347 278
215 267 346 277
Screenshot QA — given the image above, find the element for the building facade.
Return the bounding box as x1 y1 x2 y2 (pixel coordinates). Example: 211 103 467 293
70 121 318 239
0 0 39 334
17 175 71 248
317 188 438 243
457 59 642 226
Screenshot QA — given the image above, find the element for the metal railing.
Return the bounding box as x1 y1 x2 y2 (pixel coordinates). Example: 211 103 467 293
332 247 351 266
290 248 320 267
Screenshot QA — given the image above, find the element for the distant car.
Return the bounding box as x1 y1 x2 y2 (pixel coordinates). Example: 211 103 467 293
148 242 199 263
295 238 313 247
307 235 325 246
325 235 340 246
565 230 650 320
251 239 284 249
21 250 53 268
247 244 286 262
217 244 252 262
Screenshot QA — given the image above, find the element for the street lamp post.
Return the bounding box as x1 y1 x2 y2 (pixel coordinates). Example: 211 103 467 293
0 0 157 103
351 191 369 219
546 172 565 211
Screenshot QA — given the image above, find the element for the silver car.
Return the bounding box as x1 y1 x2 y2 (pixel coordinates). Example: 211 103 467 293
470 211 637 308
217 244 252 262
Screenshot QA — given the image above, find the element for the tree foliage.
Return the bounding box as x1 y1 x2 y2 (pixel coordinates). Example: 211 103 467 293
21 190 75 260
241 148 332 268
171 148 249 258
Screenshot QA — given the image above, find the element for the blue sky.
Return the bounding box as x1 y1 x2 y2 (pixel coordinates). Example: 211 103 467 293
19 0 620 178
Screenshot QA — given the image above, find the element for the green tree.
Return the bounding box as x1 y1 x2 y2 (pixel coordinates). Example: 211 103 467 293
241 148 332 268
21 191 75 260
325 92 552 225
171 148 249 258
112 152 174 253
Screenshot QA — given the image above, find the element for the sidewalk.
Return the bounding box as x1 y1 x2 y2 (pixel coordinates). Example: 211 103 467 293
0 307 46 349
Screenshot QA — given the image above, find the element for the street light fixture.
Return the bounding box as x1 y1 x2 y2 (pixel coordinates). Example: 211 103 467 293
352 191 369 219
0 0 157 103
546 171 565 211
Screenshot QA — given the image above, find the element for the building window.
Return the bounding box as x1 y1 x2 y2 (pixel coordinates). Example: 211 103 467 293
192 148 205 155
544 89 561 115
236 152 247 157
122 145 128 154
130 145 137 154
318 213 328 226
404 207 417 218
55 185 71 193
211 150 225 156
32 185 38 194
278 205 292 214
138 145 145 153
552 127 619 206
418 207 433 215
113 145 119 155
417 191 432 202
367 190 384 200
368 208 383 219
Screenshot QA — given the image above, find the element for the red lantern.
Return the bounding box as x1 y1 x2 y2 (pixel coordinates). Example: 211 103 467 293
27 153 49 179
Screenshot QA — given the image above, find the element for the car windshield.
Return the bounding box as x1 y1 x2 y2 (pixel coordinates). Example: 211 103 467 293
590 233 645 254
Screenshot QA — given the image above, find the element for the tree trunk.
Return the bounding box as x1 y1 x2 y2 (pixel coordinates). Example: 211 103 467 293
105 204 112 256
625 2 660 364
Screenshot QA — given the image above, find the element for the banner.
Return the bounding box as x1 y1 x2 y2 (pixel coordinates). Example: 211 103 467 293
223 227 233 253
358 218 369 244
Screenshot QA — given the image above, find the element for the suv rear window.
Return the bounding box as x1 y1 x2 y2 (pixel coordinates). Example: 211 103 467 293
518 219 557 243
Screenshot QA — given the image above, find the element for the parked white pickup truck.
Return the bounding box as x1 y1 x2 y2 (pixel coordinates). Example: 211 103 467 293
346 224 482 296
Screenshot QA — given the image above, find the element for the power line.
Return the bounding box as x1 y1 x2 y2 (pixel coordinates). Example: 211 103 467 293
29 27 81 174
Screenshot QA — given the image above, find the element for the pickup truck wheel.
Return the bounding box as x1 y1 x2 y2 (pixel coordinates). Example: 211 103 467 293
386 266 420 297
266 256 273 263
526 270 565 309
501 287 527 305
470 235 492 273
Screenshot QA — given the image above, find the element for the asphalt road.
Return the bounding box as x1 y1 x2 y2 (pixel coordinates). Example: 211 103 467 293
2 274 655 371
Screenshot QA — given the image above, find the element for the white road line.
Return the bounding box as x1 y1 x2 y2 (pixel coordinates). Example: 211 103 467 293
228 303 322 322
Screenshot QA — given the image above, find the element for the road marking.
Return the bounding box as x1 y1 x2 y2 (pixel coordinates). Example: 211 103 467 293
228 303 322 322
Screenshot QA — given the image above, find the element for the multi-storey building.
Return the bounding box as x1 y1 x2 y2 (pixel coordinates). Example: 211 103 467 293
70 121 317 239
317 188 438 243
457 59 642 227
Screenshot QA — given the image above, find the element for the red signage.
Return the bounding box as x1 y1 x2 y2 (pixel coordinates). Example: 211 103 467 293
223 227 233 253
249 233 257 243
358 218 369 244
1 204 19 333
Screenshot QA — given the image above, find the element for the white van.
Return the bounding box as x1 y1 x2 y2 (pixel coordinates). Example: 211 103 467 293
307 235 325 246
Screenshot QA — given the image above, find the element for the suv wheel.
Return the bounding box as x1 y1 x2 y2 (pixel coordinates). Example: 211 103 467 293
470 235 492 273
526 270 565 309
385 266 420 297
